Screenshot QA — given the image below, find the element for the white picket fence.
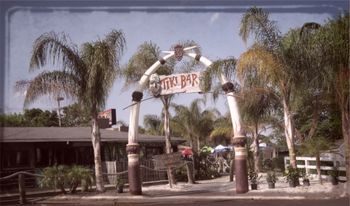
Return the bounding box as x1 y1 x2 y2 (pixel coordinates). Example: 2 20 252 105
284 156 347 181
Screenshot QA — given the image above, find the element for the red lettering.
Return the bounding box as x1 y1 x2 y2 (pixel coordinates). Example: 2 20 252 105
186 74 191 85
181 75 187 89
191 73 198 86
160 78 167 90
169 76 177 88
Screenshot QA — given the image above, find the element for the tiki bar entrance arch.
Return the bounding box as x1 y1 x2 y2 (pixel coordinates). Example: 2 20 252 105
127 45 248 195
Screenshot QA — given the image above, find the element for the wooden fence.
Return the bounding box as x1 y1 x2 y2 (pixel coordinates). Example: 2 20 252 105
284 156 347 181
102 159 167 184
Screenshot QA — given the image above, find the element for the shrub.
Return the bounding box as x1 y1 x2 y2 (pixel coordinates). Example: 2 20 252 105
266 171 278 183
40 165 93 194
283 166 300 184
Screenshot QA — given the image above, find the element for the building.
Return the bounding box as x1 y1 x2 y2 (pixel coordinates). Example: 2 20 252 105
0 127 185 190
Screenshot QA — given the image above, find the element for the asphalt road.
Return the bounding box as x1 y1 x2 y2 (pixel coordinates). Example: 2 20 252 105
23 197 349 206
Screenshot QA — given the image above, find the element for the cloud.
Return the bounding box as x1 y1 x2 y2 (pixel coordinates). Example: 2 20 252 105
209 13 220 25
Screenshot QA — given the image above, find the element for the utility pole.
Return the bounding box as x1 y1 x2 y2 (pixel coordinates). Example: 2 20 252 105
57 96 64 127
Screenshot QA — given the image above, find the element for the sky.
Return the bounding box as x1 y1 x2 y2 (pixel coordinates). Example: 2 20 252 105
2 0 348 126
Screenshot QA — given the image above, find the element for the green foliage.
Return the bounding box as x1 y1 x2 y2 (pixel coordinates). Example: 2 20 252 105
266 171 278 183
0 108 58 127
327 167 339 178
300 169 309 180
171 98 218 150
40 165 93 194
61 103 90 126
248 170 261 184
143 114 163 135
283 166 300 183
115 176 125 187
300 136 330 156
40 165 69 194
68 165 94 193
196 151 221 180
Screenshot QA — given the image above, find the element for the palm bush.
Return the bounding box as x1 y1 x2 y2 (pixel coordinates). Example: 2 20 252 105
68 165 94 193
40 165 69 194
266 171 278 184
40 165 94 194
284 166 300 187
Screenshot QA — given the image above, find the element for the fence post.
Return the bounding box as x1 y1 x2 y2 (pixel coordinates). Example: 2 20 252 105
18 174 26 204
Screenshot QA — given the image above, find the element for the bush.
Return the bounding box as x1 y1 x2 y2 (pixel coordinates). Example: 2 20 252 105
40 165 93 194
283 166 300 184
266 171 278 183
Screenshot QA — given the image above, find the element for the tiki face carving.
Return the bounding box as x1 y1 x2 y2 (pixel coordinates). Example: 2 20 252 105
149 73 162 97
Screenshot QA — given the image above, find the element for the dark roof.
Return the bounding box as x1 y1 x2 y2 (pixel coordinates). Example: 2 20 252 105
0 127 185 144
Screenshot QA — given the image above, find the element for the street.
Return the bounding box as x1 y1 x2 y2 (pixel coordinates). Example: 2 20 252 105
26 197 349 206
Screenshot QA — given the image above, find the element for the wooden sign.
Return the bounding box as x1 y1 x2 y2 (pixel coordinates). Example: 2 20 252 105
149 72 202 96
152 152 184 170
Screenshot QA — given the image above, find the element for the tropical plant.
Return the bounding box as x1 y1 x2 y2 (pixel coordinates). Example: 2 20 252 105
171 99 218 182
143 114 163 135
266 171 278 184
300 136 330 184
40 165 69 194
248 170 261 190
209 113 232 145
61 103 90 126
67 165 93 193
171 99 217 153
237 7 310 169
239 88 279 173
17 30 126 192
115 175 125 193
283 166 300 187
298 14 349 191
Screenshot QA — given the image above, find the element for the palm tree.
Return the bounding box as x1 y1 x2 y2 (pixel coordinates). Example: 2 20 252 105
239 88 278 173
123 40 200 187
17 30 126 192
298 14 349 190
172 99 217 153
143 114 163 135
172 98 217 182
237 7 300 168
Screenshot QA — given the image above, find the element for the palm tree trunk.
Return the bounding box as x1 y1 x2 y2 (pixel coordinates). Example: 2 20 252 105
283 99 297 169
229 158 235 182
91 116 105 192
196 136 201 153
316 153 322 184
185 162 195 184
253 123 260 173
341 105 349 194
163 96 176 187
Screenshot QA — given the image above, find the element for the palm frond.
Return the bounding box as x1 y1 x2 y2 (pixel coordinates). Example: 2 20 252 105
22 71 78 107
123 41 167 86
29 31 84 72
239 6 280 49
236 45 282 87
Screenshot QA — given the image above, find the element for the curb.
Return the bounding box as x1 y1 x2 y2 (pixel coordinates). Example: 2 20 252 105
49 193 348 202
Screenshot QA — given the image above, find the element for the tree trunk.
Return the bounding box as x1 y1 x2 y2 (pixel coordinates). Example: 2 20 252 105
283 99 297 169
185 162 195 184
316 153 322 184
341 105 349 195
162 96 176 187
229 158 234 182
91 117 105 192
253 123 260 173
197 136 201 153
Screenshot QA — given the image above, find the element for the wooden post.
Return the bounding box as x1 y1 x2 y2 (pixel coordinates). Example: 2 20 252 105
18 174 26 204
